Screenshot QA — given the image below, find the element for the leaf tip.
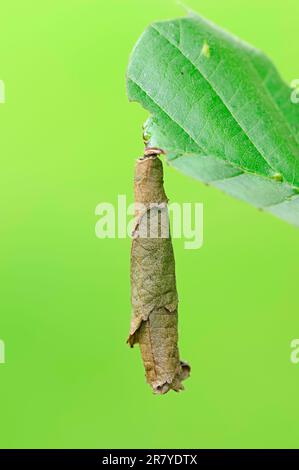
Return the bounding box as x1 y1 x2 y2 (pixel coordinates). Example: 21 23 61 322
175 0 194 15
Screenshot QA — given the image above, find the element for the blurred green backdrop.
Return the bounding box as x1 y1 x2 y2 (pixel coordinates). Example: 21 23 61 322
0 0 299 449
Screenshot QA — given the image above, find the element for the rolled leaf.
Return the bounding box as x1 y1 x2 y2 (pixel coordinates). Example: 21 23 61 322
128 151 190 394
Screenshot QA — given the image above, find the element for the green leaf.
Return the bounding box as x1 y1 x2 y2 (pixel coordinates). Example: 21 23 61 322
127 12 299 226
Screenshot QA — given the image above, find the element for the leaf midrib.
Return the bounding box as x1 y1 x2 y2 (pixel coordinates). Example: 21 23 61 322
150 24 281 180
129 78 299 207
128 79 241 170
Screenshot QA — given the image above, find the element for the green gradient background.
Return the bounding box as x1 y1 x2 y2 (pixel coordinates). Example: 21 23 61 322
0 0 298 449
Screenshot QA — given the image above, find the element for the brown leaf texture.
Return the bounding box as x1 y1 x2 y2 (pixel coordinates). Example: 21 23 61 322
128 151 190 394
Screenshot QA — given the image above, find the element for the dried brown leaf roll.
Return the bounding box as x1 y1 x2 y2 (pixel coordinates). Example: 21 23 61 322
128 149 190 394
